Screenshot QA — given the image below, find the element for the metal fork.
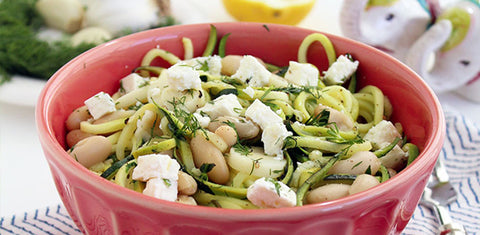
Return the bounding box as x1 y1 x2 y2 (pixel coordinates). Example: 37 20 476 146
420 158 466 235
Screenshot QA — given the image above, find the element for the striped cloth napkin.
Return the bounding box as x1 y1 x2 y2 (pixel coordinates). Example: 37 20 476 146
1 109 479 235
403 108 480 235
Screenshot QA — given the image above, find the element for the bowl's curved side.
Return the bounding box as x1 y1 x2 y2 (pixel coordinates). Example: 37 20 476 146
36 22 445 235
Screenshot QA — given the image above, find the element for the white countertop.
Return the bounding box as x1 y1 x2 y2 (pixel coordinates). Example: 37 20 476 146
1 0 479 217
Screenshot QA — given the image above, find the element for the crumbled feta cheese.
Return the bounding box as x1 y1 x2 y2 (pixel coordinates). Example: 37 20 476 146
132 154 180 201
364 120 402 149
243 86 255 98
284 61 319 86
84 91 116 120
166 64 202 91
193 112 211 128
261 122 292 158
323 55 359 85
143 177 178 202
232 55 271 87
245 99 283 129
245 99 292 158
183 56 222 76
132 154 180 182
197 94 242 119
247 177 296 208
120 73 148 93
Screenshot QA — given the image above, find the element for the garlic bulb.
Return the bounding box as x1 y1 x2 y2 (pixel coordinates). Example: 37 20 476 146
81 0 169 37
36 0 84 33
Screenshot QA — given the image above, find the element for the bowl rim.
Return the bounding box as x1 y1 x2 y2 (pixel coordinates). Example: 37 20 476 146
36 22 446 219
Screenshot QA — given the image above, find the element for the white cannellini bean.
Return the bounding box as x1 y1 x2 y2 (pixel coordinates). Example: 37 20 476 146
66 129 95 148
208 116 260 140
177 171 197 196
176 195 197 206
348 174 380 195
66 105 92 131
214 125 238 148
329 151 381 176
221 55 243 76
190 133 230 184
314 104 354 132
306 184 351 204
68 135 112 168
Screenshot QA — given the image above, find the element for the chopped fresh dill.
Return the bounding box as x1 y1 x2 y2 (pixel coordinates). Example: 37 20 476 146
199 163 216 181
259 87 274 101
138 80 150 88
162 178 172 187
221 76 244 86
272 86 320 98
266 178 281 196
305 109 330 126
262 24 270 32
196 59 210 72
165 96 204 139
0 0 96 83
233 142 252 156
325 125 364 145
0 0 175 84
351 161 363 170
249 157 263 175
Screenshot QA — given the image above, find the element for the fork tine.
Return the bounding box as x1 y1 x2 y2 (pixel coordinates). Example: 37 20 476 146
431 182 457 205
421 157 466 234
435 157 450 184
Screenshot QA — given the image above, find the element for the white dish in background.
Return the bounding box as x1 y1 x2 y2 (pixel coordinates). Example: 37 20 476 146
0 75 46 107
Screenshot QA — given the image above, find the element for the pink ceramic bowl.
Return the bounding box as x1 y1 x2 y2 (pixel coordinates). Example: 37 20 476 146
36 22 445 235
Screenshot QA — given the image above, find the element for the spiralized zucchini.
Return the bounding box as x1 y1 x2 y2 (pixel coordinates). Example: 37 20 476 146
66 25 419 209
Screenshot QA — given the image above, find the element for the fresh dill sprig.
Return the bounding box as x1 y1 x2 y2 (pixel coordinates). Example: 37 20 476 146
167 96 204 138
232 142 252 156
199 163 216 181
221 76 244 86
305 109 330 126
325 124 364 145
272 85 321 98
0 0 96 83
196 59 210 72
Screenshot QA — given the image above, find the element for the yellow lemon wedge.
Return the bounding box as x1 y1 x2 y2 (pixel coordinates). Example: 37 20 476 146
222 0 316 25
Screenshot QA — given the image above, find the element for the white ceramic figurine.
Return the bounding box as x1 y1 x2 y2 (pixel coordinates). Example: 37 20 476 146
340 0 432 61
405 0 480 101
341 0 480 103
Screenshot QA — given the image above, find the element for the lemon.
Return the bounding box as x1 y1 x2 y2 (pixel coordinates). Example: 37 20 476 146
222 0 316 25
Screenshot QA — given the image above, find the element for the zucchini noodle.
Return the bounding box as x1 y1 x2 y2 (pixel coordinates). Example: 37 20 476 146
182 37 194 60
141 48 181 67
353 85 385 134
66 27 419 209
115 103 161 159
80 118 127 135
297 33 337 66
